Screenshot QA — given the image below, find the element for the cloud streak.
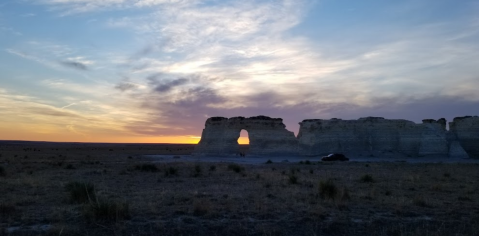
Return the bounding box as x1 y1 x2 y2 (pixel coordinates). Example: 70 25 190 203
60 60 88 70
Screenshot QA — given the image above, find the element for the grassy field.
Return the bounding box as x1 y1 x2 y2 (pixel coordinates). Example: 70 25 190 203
0 141 478 236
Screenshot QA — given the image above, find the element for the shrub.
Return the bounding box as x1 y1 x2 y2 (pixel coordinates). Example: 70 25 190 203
288 175 298 184
164 166 178 176
0 166 5 177
65 182 96 204
65 164 75 169
192 164 202 177
228 164 244 173
265 159 273 164
209 165 216 171
360 174 374 183
135 164 159 172
319 179 338 200
84 198 130 222
305 160 311 165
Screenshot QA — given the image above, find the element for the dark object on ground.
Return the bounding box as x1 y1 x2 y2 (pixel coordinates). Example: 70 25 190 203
321 153 349 161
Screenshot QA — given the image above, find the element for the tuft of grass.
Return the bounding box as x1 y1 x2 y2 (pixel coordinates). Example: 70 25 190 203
319 179 338 200
164 166 178 177
192 164 202 177
84 198 130 222
228 164 244 173
0 166 5 177
265 159 273 164
135 164 159 172
65 164 75 170
360 174 374 183
65 182 96 204
288 175 298 184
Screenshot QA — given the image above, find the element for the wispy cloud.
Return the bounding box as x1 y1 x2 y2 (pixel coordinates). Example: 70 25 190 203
60 61 88 70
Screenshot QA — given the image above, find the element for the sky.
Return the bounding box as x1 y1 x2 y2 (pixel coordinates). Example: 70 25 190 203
0 0 478 144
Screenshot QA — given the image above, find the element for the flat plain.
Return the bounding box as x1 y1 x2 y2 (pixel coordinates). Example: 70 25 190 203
1 141 478 236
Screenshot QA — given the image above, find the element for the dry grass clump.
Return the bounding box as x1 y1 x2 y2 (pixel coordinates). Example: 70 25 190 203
227 164 244 173
319 179 338 200
360 174 374 183
84 198 130 222
65 181 129 223
164 166 179 176
192 164 202 177
65 181 96 204
135 164 159 172
288 174 298 184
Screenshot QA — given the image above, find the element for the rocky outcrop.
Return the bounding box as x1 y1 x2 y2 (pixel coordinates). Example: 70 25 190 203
193 116 298 156
194 115 476 158
449 116 479 158
297 117 450 157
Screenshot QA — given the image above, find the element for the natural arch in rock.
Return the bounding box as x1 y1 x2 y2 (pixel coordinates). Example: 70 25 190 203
193 116 298 156
238 129 249 145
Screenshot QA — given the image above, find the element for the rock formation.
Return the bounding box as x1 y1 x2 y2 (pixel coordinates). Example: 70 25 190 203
193 116 298 156
194 115 476 158
297 117 462 157
449 116 479 158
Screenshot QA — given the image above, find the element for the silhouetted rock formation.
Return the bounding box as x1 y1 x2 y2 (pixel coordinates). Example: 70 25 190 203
194 115 477 158
193 116 298 156
449 116 479 158
297 117 452 157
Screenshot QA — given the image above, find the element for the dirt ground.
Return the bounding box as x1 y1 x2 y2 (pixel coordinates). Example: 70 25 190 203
1 141 479 236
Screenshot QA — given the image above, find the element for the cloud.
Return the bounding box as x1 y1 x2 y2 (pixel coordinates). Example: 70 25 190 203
60 60 88 70
39 0 198 15
150 77 189 93
115 82 139 92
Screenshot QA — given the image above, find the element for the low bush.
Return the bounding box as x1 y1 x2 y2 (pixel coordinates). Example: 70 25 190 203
288 175 298 184
228 164 244 173
360 174 374 183
319 179 338 200
65 181 96 204
265 159 273 164
135 164 159 172
0 166 5 177
65 164 75 170
84 198 130 222
192 164 202 177
164 166 178 176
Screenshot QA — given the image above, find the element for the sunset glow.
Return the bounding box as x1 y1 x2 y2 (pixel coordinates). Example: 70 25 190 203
1 0 478 143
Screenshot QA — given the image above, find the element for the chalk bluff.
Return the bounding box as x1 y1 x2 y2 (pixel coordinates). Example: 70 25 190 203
193 116 298 156
193 115 478 158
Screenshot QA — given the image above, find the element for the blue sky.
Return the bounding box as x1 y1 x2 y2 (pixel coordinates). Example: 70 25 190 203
1 0 478 143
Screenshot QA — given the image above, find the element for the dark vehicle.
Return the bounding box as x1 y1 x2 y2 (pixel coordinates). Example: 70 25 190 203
321 153 349 161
